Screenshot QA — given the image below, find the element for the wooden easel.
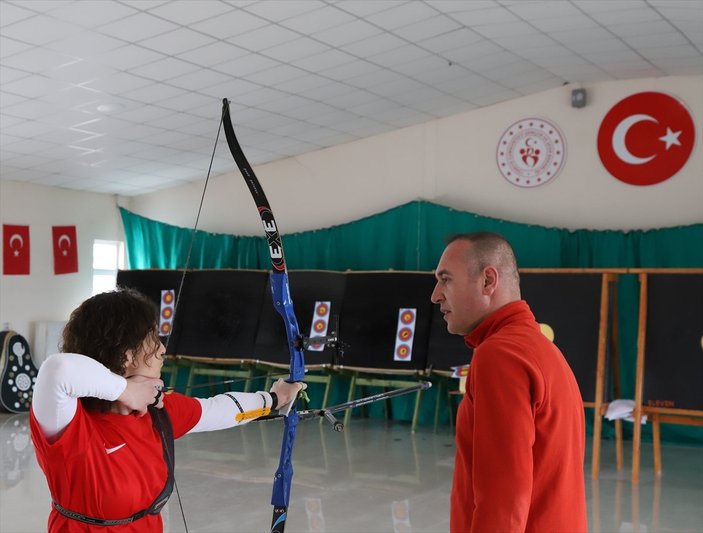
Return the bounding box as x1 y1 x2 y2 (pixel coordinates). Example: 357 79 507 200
589 271 625 479
630 269 703 484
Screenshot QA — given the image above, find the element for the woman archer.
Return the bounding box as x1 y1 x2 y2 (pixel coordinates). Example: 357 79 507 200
30 288 303 532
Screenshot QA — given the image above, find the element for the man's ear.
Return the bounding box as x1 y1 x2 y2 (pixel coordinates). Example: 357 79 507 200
482 266 499 295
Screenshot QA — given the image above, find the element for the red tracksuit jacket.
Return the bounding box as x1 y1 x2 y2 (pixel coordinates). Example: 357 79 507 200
451 300 587 533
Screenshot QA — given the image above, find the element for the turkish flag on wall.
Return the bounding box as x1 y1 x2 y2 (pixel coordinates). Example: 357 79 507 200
52 226 78 275
2 225 30 275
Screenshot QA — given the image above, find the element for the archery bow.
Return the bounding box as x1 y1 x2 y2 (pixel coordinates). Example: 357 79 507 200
220 98 303 533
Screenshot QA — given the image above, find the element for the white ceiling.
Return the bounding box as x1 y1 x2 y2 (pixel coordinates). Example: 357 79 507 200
1 0 701 196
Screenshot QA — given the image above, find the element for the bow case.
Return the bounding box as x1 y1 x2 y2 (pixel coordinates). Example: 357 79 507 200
0 331 38 413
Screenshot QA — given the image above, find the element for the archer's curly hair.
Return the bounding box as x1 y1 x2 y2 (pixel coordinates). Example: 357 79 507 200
61 288 161 411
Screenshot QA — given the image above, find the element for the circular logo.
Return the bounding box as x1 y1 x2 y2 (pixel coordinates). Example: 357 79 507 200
597 92 695 186
496 118 566 187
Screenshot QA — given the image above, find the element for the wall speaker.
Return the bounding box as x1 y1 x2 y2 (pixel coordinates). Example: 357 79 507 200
571 88 587 108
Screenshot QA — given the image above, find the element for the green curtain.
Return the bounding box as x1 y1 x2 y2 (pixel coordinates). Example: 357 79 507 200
119 202 703 443
120 202 703 270
120 206 264 269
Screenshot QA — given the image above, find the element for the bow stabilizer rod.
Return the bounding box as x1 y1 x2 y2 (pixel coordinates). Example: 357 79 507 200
259 381 432 432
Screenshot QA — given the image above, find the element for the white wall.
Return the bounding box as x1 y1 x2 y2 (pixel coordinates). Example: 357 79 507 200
0 180 124 343
128 75 703 235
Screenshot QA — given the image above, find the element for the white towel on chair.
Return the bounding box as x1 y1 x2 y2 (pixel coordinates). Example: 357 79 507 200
605 399 648 424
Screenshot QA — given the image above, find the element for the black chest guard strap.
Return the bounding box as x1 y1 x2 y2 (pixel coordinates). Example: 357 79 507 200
52 406 175 526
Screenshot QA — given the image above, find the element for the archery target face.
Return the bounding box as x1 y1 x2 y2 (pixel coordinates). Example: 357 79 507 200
308 301 331 351
159 289 175 335
305 498 325 532
394 308 416 361
392 499 412 532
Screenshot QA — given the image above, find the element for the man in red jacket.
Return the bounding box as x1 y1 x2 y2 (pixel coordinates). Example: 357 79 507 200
431 232 587 533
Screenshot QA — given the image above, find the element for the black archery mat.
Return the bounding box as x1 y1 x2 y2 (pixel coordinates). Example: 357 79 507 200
254 270 346 367
338 272 435 372
172 270 268 360
643 273 703 411
519 272 605 403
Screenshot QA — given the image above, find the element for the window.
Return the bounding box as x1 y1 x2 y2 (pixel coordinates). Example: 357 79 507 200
92 240 125 295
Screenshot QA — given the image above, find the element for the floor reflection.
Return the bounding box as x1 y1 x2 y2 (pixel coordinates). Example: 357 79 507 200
1 412 701 532
1 414 32 490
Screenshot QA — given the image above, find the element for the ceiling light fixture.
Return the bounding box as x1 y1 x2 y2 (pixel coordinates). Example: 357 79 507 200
96 103 125 114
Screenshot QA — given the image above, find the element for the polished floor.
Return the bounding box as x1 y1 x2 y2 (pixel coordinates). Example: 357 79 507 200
1 412 701 533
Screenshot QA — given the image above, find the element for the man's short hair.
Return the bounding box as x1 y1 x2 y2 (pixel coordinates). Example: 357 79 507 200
447 232 520 286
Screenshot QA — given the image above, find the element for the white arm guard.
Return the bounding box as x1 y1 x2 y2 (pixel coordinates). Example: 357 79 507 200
189 390 275 433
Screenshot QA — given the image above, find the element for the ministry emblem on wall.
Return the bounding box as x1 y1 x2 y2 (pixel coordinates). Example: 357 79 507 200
496 118 566 188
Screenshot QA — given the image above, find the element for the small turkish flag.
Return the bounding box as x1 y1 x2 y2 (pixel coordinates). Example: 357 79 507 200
3 225 30 275
52 226 78 275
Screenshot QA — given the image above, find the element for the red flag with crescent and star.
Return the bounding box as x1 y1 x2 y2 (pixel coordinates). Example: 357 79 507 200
52 226 78 274
597 91 695 186
2 224 30 275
